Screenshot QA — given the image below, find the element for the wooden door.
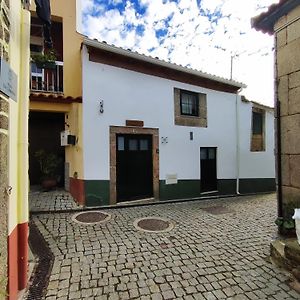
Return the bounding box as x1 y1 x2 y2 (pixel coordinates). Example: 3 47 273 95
116 134 153 202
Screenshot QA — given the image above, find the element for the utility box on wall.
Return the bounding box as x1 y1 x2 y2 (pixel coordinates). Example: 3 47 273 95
61 130 76 146
61 130 69 146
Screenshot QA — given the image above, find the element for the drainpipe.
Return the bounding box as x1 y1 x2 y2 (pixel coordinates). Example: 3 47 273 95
17 7 31 290
274 34 283 218
235 93 240 195
272 13 300 219
276 100 283 218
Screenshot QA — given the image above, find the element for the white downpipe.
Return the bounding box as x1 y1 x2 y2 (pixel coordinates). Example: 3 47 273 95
17 8 31 223
236 93 240 194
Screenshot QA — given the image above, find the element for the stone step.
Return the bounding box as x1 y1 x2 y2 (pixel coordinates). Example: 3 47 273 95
271 238 300 282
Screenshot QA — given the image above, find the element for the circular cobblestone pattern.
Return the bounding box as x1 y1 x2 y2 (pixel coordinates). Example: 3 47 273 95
72 211 111 225
133 217 175 233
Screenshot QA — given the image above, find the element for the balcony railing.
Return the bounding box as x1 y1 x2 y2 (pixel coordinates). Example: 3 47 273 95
30 61 63 93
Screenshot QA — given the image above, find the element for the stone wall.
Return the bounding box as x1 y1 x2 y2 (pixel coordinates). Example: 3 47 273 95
276 5 300 217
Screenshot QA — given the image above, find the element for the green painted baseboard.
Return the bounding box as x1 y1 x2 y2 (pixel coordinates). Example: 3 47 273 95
239 178 276 193
85 180 110 207
159 180 200 200
82 178 276 207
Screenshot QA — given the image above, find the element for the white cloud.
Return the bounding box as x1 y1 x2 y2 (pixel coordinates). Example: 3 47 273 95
81 0 280 106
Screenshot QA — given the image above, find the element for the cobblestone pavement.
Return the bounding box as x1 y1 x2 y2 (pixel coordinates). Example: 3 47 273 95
30 189 81 212
30 193 300 299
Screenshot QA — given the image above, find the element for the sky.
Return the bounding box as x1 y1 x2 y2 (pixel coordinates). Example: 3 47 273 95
80 0 279 107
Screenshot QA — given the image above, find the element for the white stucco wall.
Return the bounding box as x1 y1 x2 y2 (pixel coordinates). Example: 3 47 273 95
82 46 275 182
239 101 275 178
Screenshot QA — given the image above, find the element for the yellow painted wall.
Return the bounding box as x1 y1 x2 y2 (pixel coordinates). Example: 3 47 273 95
50 0 83 98
8 2 31 234
65 103 83 178
30 101 71 113
30 0 84 180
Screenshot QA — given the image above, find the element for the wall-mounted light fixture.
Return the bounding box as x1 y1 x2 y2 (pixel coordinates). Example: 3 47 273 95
99 100 104 114
190 132 193 141
161 137 168 144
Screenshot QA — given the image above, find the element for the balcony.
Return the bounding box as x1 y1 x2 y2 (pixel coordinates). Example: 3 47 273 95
30 61 63 93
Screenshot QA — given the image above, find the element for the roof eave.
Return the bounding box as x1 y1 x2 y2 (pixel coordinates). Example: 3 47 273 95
83 38 245 90
252 0 300 33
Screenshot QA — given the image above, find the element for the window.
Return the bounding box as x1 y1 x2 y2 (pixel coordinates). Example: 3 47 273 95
129 139 138 151
251 108 265 152
174 88 207 127
252 112 263 135
140 139 149 151
117 136 125 151
180 90 199 116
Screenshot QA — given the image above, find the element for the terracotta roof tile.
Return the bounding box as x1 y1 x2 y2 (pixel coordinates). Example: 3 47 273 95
30 92 82 103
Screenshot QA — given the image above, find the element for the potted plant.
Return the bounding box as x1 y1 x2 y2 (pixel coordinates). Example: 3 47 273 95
275 216 296 237
31 49 57 69
34 149 62 190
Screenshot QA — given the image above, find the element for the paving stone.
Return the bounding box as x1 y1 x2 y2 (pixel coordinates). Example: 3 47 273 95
151 293 163 300
139 287 151 296
28 193 299 300
129 288 140 298
161 290 175 299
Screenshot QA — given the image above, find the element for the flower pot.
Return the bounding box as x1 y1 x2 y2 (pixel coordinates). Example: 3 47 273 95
41 178 57 191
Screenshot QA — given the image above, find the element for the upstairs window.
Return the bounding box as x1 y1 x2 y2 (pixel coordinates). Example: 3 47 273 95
251 108 265 152
174 88 207 127
252 111 263 135
180 90 199 116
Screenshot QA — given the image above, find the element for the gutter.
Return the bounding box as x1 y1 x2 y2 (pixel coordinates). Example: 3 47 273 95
274 33 283 218
276 100 283 218
83 38 245 90
236 93 241 194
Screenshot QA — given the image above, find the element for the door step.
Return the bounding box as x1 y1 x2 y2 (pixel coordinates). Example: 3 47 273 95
201 190 218 195
118 197 156 205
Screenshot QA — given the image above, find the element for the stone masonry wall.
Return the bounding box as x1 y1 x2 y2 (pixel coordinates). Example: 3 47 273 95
276 5 300 217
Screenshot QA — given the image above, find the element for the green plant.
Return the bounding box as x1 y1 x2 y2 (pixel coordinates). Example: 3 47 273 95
34 149 62 179
275 217 295 230
31 49 57 65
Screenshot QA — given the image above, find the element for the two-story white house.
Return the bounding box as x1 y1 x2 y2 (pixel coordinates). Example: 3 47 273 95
69 38 275 206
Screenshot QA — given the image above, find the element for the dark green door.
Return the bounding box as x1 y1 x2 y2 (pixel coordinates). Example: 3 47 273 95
116 134 153 202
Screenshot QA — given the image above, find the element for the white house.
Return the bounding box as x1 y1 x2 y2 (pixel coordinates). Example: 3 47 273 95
76 38 275 206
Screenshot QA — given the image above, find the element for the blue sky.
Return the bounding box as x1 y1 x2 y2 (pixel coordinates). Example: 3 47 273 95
80 0 279 106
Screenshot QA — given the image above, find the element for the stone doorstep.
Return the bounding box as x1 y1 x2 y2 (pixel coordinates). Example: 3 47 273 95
270 238 300 293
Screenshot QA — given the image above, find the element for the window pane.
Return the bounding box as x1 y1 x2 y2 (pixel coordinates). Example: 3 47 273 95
208 148 215 159
117 136 124 151
31 63 42 74
200 148 207 160
129 139 138 151
252 112 263 134
140 139 149 151
181 91 198 116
